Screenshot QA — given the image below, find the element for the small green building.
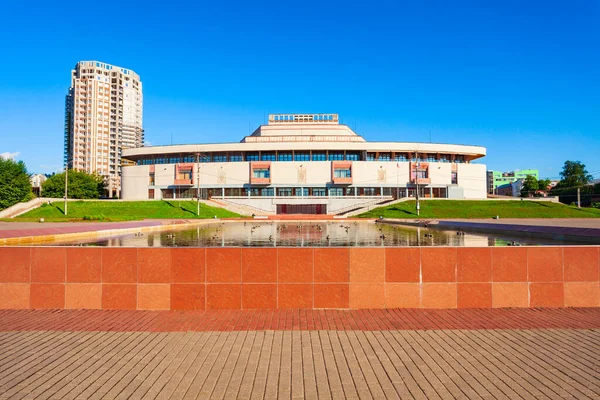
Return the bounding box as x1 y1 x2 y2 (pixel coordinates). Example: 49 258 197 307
487 169 539 194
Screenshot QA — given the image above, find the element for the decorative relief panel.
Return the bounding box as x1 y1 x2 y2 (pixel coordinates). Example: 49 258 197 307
297 165 307 184
377 167 387 183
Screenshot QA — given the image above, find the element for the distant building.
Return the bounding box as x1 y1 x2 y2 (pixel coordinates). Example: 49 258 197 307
64 61 143 197
495 183 513 196
30 174 47 197
487 169 539 194
121 113 487 214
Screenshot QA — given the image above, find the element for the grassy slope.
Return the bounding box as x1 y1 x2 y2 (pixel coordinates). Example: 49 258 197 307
15 200 242 221
358 200 600 219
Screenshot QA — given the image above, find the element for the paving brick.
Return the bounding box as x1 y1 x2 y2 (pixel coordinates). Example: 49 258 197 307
0 323 599 400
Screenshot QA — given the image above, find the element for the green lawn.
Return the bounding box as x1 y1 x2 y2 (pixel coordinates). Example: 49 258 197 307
14 200 242 221
358 200 600 219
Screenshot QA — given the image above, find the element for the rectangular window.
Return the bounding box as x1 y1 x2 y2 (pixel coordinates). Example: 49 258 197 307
177 170 192 180
366 152 376 161
253 169 270 178
346 152 360 161
333 169 351 178
294 152 310 161
245 152 259 161
149 172 155 185
328 151 344 161
261 152 276 161
312 152 326 161
426 155 437 162
455 155 465 163
168 157 180 164
229 152 243 162
294 188 309 196
212 153 227 162
439 155 450 163
277 188 293 196
378 153 391 161
183 156 195 163
451 172 458 184
312 188 326 196
394 153 408 162
277 152 292 161
329 188 343 196
148 189 154 199
224 188 246 196
416 169 428 179
363 188 376 196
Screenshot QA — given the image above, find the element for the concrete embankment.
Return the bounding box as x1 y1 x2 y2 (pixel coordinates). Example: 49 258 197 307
380 218 600 243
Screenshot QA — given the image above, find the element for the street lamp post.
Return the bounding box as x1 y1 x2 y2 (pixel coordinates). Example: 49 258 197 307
64 160 73 216
396 163 399 199
196 152 200 216
415 151 420 216
64 166 68 216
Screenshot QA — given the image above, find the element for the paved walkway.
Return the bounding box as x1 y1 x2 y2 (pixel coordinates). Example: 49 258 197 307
1 308 599 332
0 221 163 239
0 309 599 399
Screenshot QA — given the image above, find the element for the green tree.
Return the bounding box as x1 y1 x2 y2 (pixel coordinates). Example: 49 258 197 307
42 170 104 199
0 157 33 210
520 175 539 197
538 179 551 191
556 161 593 189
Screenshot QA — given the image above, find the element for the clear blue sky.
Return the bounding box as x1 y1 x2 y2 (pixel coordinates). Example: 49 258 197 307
0 0 598 179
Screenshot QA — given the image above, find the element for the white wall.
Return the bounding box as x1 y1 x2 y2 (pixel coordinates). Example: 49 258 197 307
197 162 250 186
270 161 330 186
457 163 487 199
351 161 410 187
429 163 452 185
121 161 489 200
121 165 150 200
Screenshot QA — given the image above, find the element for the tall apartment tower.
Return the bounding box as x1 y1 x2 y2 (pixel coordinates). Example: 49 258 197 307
64 61 143 197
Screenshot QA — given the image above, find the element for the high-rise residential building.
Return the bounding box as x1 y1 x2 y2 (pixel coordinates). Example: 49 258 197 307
486 169 538 194
64 61 143 197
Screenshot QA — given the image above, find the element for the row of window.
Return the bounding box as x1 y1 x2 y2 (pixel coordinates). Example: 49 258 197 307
272 114 335 122
136 152 467 165
156 187 450 199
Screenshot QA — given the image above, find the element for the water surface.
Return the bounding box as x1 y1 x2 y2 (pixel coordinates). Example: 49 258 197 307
52 221 590 247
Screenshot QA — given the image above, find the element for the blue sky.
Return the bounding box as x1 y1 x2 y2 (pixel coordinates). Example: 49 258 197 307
0 0 598 179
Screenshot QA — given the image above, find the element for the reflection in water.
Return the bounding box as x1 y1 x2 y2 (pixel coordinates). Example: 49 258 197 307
57 221 588 247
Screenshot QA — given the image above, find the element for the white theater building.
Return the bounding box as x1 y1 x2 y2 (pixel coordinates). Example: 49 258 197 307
121 114 486 214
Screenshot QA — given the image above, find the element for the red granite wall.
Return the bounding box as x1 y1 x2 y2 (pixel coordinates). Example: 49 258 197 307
0 246 598 310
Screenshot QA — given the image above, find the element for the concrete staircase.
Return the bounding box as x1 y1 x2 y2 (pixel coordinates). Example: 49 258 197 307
341 197 411 217
205 199 273 217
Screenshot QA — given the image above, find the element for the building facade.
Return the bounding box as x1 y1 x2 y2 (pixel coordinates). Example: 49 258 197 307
64 61 143 197
29 174 47 197
487 169 538 194
122 114 487 214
